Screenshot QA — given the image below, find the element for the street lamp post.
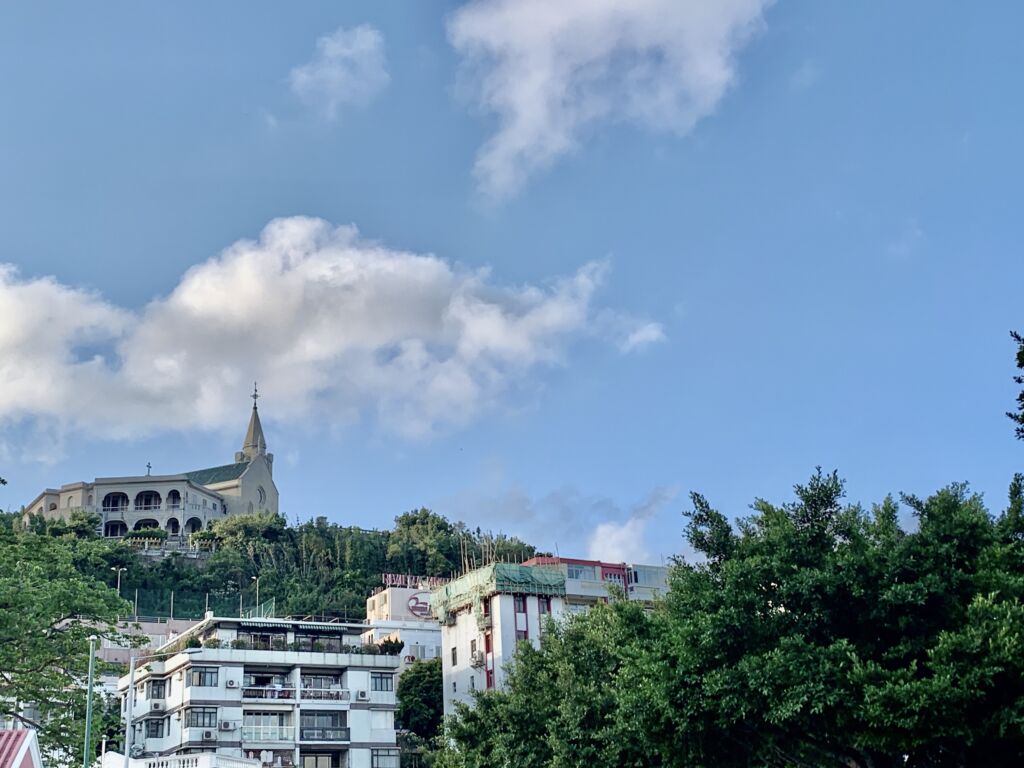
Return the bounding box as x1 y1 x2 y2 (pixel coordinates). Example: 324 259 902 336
251 576 260 612
111 567 127 597
122 647 199 768
83 635 98 768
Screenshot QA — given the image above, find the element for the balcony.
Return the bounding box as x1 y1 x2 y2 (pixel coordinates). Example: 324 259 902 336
300 687 350 701
241 725 294 742
299 727 350 742
242 686 296 700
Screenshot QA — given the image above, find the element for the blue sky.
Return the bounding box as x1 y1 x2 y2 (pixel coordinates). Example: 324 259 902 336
1 1 1021 564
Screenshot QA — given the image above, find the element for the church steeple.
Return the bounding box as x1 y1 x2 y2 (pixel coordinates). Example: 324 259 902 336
236 383 268 463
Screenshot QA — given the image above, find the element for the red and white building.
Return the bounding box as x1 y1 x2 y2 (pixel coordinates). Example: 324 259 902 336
430 557 669 717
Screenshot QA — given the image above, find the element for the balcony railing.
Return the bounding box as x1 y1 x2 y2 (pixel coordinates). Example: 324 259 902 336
300 687 350 701
242 686 296 700
299 727 350 742
240 725 294 742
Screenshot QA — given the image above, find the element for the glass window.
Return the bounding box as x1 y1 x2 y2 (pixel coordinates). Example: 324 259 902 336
513 595 526 613
187 667 218 687
451 647 457 666
150 679 166 699
539 597 551 615
145 719 165 738
566 564 595 580
470 639 477 655
370 672 393 692
185 707 218 728
371 750 400 768
515 629 528 642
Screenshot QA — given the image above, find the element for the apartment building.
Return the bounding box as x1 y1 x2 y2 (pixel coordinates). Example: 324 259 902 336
430 557 671 717
520 556 670 610
360 587 442 675
118 616 400 768
429 563 567 717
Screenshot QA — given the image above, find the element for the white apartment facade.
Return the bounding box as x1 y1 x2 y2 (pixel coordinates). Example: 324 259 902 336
118 616 401 768
430 558 671 717
361 587 442 676
429 563 567 717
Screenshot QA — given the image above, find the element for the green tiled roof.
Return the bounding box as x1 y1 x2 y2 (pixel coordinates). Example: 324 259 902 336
186 461 249 486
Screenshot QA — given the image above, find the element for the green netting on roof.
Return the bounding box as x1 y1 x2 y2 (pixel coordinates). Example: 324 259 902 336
429 563 565 620
186 462 249 485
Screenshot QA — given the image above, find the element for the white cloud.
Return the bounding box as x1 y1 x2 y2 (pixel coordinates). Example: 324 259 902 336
289 25 389 119
0 217 659 448
619 322 666 353
586 486 676 562
448 0 772 198
443 484 677 563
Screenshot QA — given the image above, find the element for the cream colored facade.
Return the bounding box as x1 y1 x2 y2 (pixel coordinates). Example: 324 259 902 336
22 401 279 538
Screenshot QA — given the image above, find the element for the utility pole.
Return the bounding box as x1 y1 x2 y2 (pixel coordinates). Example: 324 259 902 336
83 635 97 768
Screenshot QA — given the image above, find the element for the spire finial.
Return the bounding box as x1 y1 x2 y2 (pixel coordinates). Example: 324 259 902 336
146 462 152 476
252 381 259 408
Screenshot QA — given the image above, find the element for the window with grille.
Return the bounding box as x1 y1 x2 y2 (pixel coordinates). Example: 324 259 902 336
370 672 393 692
185 707 217 728
371 749 400 768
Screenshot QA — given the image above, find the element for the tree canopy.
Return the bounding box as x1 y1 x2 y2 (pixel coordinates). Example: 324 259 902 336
439 470 1024 768
1010 330 1024 440
397 657 444 741
0 527 133 763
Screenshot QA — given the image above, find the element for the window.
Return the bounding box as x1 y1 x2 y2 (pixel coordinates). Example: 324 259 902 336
515 629 528 642
371 749 400 768
302 756 336 768
451 647 457 666
258 486 267 505
484 633 492 653
370 672 393 692
566 564 596 580
452 681 457 693
470 639 477 655
513 595 526 613
481 598 490 616
187 667 218 687
469 675 475 691
150 679 166 699
486 669 494 689
145 719 165 738
185 707 218 728
604 571 624 586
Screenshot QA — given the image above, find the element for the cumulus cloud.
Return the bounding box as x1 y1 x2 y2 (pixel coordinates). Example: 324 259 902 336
586 487 677 562
448 0 772 198
443 484 677 563
0 217 659 446
290 25 389 119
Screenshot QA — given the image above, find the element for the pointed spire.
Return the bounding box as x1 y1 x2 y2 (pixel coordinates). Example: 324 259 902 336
240 382 267 460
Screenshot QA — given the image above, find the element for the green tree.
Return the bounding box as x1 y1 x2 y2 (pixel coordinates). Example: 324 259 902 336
0 528 134 763
397 658 444 741
439 470 1024 768
1010 330 1024 439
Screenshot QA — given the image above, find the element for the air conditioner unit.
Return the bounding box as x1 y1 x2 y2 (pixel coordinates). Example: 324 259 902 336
470 651 485 668
201 730 216 741
355 690 369 701
225 680 238 688
218 722 234 731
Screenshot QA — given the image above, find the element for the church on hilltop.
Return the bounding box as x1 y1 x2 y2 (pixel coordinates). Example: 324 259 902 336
22 391 279 537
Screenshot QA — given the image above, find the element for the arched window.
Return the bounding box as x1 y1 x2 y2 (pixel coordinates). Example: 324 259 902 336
133 519 159 531
102 493 129 512
134 491 162 511
104 521 128 537
185 517 203 534
167 490 182 510
257 486 267 506
48 502 57 511
65 497 73 508
166 518 180 535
